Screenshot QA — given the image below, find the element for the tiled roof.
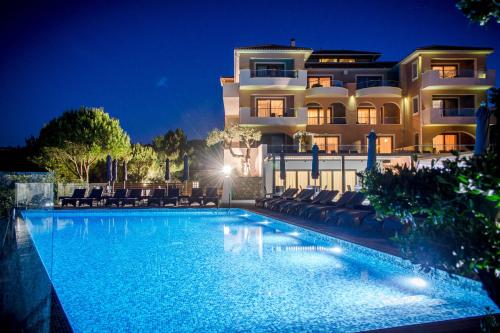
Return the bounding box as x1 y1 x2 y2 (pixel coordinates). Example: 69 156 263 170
416 45 493 51
235 44 312 51
312 50 380 55
305 61 398 69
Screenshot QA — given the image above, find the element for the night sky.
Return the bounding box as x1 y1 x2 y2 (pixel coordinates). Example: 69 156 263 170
1 0 499 146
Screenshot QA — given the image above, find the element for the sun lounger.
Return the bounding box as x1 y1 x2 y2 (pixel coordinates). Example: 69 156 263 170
275 189 315 212
334 205 376 227
164 188 179 206
105 188 127 206
78 187 104 207
263 188 298 208
322 192 368 223
61 188 87 207
256 188 296 207
203 187 219 207
189 188 204 206
267 189 306 211
147 188 166 206
304 191 356 220
121 188 143 207
292 190 338 216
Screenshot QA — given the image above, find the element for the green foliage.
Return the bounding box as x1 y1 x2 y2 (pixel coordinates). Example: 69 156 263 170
0 172 55 217
362 152 500 306
33 107 131 183
127 144 159 183
207 124 261 175
152 128 193 179
456 0 500 25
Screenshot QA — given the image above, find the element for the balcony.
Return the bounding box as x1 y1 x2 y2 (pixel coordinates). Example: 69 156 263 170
239 69 307 90
305 80 348 98
239 107 307 126
422 108 476 125
421 69 496 90
355 80 402 97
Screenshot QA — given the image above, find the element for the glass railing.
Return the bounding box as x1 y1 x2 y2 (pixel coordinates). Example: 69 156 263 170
356 80 399 89
395 144 475 154
382 117 400 124
266 144 372 154
307 80 344 88
250 108 297 118
433 108 476 117
251 69 298 78
429 68 476 78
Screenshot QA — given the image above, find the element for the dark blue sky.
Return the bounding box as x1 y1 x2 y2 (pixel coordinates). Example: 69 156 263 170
1 0 499 146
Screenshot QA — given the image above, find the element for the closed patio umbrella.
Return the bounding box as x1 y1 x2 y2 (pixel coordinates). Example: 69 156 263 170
106 155 112 185
112 159 118 183
474 103 490 155
366 130 377 171
279 150 286 188
311 144 319 190
182 153 189 182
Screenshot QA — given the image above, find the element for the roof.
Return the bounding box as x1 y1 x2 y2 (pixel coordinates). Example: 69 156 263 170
312 49 381 55
416 45 494 51
305 61 398 69
235 44 312 51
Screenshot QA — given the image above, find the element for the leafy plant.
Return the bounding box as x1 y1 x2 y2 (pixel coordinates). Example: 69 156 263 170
206 124 261 176
456 0 500 26
33 107 131 183
126 144 159 183
152 128 192 179
362 152 500 307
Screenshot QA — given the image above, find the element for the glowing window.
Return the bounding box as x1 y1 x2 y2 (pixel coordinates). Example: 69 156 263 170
313 136 339 153
308 76 332 88
256 99 284 117
376 136 393 154
357 107 377 124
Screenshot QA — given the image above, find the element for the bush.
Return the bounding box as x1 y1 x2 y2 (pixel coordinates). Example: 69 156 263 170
362 152 500 307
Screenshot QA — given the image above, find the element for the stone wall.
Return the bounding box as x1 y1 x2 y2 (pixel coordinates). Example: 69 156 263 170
231 177 264 200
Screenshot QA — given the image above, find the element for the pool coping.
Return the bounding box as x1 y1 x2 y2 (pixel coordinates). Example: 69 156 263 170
19 207 499 333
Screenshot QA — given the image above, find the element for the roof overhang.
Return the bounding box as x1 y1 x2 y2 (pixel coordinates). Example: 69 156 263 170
400 49 494 65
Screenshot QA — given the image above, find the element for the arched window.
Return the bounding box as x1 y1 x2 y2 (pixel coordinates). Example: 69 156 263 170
382 103 400 124
307 103 327 125
330 103 346 124
357 102 376 124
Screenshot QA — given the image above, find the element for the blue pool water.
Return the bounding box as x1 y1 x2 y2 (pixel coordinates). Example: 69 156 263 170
23 209 498 332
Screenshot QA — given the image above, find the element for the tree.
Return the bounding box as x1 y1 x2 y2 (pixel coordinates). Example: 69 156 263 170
127 144 158 183
456 0 500 25
34 107 130 183
152 128 192 178
206 124 261 176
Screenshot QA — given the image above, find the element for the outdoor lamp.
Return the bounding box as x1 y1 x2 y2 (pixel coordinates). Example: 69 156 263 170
222 165 232 177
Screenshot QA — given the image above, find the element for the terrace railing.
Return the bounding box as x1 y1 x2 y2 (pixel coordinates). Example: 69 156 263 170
250 69 298 78
356 80 399 90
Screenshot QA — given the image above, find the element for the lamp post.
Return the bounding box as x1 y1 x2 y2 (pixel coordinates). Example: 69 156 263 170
222 165 232 210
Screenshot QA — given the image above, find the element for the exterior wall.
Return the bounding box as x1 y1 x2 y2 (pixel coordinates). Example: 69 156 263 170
223 145 266 177
239 89 305 109
306 68 390 83
237 52 308 71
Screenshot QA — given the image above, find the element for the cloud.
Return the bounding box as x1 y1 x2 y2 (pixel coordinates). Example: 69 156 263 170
156 77 168 88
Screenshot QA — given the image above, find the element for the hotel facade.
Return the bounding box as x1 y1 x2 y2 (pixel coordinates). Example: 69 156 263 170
220 41 495 196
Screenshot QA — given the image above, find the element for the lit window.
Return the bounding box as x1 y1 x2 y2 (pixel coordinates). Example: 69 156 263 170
319 58 338 63
432 65 457 78
411 61 418 80
412 96 419 114
338 58 355 63
313 136 339 153
357 107 377 124
256 98 284 117
307 107 329 125
192 181 199 189
433 134 458 152
308 76 332 88
376 137 393 154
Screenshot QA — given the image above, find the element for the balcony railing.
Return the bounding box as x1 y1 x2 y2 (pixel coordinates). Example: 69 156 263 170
429 68 476 78
251 69 298 78
382 117 400 124
308 80 344 88
250 108 297 118
435 108 475 117
356 80 399 90
395 144 475 154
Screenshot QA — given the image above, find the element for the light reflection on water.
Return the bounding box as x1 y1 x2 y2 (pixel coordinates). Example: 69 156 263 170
22 209 499 333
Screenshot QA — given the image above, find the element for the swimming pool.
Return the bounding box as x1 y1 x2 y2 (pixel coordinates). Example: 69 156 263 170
22 208 498 332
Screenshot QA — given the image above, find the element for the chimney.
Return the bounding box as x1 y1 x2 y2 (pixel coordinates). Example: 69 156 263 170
290 38 296 47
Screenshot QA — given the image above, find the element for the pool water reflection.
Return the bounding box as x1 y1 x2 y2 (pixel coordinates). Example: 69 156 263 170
23 209 499 333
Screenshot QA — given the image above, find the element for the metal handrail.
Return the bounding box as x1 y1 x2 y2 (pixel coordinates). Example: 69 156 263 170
394 144 475 154
308 80 344 88
250 69 298 78
356 80 399 89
